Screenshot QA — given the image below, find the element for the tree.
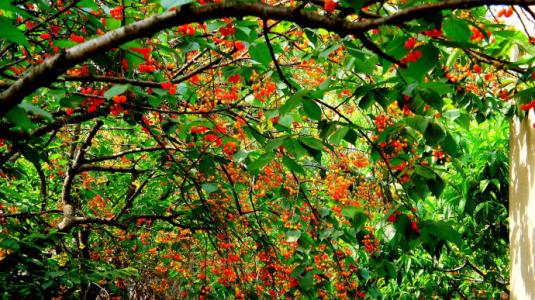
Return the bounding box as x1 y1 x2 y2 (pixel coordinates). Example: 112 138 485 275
0 0 528 298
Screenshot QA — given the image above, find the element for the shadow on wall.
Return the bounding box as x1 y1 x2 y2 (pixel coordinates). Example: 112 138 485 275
509 109 535 300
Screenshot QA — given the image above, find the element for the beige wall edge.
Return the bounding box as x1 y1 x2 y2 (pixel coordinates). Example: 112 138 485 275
509 109 535 299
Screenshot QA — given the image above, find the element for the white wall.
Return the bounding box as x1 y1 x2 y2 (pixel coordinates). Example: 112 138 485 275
509 109 535 299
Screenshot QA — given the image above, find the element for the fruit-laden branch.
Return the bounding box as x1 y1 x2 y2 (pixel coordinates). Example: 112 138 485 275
220 163 244 215
83 146 176 163
1 0 535 117
61 214 211 231
76 165 146 174
0 106 109 141
0 0 82 59
121 214 215 230
62 49 241 87
355 32 405 67
0 210 62 219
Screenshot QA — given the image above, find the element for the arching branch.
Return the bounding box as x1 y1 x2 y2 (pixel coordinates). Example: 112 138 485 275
1 0 534 117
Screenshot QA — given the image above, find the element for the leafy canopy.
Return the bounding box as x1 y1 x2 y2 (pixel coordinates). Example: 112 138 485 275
0 0 526 298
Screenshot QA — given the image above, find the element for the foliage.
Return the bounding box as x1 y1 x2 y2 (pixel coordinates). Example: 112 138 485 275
0 0 527 298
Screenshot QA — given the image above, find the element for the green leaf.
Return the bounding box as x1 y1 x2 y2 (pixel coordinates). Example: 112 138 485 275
359 93 374 109
249 43 272 66
280 89 306 114
405 45 439 81
385 37 408 60
424 122 447 147
443 109 461 121
0 238 20 251
456 112 471 130
265 136 287 152
340 0 365 12
160 0 193 9
117 267 140 278
419 82 454 96
19 144 41 165
248 152 275 171
354 56 377 74
298 232 314 248
318 207 330 218
285 230 301 243
443 17 471 43
0 3 32 18
78 0 100 10
352 211 368 232
54 39 78 49
282 155 305 174
371 258 397 279
202 183 218 194
299 272 314 290
199 156 216 176
440 132 460 157
302 99 322 121
290 265 306 278
147 95 163 107
19 103 52 120
298 136 324 151
343 129 358 145
422 221 461 247
404 115 429 133
283 138 307 160
5 106 31 129
341 206 363 218
428 175 445 197
304 28 318 45
329 126 349 145
413 165 436 179
0 17 29 47
234 26 254 42
277 114 293 128
319 228 333 240
104 84 130 99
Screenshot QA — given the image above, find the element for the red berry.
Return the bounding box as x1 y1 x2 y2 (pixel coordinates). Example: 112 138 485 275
473 64 482 74
324 0 337 13
65 108 74 115
404 37 416 50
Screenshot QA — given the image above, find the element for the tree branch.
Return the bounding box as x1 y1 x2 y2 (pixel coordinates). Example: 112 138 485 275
355 32 405 67
83 146 174 163
58 120 103 231
114 171 155 220
0 106 109 141
262 19 296 89
30 160 48 212
219 163 243 215
76 165 146 174
0 210 62 219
